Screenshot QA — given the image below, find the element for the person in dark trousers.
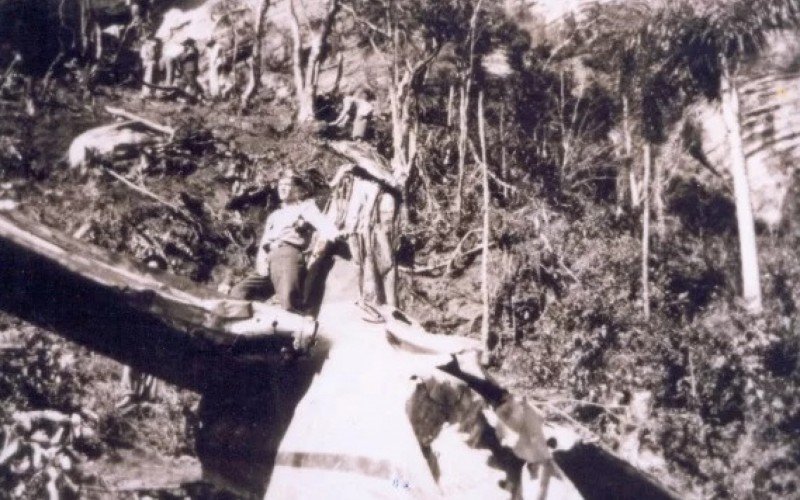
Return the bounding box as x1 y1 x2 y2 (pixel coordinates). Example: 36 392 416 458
230 169 340 312
178 38 201 97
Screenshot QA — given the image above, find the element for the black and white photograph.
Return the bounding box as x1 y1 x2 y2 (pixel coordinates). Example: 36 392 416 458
0 0 799 498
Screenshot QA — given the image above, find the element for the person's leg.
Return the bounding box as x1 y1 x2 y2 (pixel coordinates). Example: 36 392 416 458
269 246 305 311
351 116 367 140
229 273 273 301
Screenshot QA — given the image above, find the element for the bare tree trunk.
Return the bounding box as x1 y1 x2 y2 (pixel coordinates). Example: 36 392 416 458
653 148 665 240
446 83 455 127
642 143 651 321
241 0 272 107
721 61 762 314
94 23 103 61
388 62 426 187
232 23 239 89
455 0 482 218
456 83 468 216
289 0 340 123
479 90 492 362
500 103 508 199
622 95 641 209
79 0 91 59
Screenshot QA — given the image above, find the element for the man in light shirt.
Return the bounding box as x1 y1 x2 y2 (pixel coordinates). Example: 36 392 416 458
230 169 340 312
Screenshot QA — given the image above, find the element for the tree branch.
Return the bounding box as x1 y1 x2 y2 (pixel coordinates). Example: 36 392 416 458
105 106 175 137
341 3 388 36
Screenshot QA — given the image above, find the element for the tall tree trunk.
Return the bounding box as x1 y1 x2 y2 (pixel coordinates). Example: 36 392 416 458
622 95 641 209
654 149 664 240
456 83 468 216
479 91 492 362
289 0 340 123
241 0 271 107
500 103 508 199
79 0 91 59
720 61 762 314
455 0 482 218
642 143 651 320
446 83 455 127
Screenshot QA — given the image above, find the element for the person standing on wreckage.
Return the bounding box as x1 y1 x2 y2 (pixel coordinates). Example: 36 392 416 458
230 169 340 313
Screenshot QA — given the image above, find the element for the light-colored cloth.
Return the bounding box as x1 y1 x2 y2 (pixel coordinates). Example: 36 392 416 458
139 39 160 97
333 96 375 140
255 199 338 276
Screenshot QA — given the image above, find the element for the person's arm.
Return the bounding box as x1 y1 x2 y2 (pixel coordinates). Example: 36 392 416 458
258 211 280 249
301 200 340 243
330 96 353 126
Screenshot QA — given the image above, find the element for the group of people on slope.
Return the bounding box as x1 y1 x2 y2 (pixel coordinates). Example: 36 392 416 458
138 33 376 137
139 36 201 98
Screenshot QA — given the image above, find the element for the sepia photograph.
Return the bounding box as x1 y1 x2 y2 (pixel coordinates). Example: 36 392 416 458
0 0 798 498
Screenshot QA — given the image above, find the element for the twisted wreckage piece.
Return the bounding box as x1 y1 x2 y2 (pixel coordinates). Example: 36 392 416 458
0 205 316 392
67 106 174 168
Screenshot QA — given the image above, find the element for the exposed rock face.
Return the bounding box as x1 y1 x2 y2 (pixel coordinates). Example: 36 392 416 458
679 32 800 229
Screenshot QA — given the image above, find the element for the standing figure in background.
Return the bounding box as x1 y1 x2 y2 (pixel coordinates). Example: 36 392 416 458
139 34 160 97
206 38 223 98
230 169 340 312
126 0 150 26
178 38 202 98
330 88 376 141
206 38 234 99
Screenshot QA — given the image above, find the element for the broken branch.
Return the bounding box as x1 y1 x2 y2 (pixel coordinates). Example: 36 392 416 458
402 241 497 275
100 167 193 224
104 106 175 137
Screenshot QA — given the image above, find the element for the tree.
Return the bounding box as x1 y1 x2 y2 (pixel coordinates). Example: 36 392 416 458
288 0 340 123
455 0 483 216
240 0 272 107
586 0 800 314
478 89 492 361
344 0 474 184
662 0 800 313
577 1 678 319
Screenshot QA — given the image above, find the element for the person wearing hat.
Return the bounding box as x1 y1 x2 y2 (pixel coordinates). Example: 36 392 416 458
230 169 340 312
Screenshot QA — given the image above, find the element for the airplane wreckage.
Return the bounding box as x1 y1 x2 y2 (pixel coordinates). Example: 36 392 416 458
0 117 680 499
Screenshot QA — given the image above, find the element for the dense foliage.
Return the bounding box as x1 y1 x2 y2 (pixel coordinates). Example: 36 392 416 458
1 0 799 498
